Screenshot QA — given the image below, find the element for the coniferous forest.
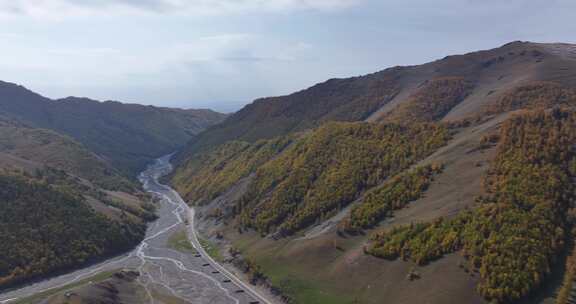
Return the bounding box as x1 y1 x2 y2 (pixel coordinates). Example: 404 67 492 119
0 173 145 288
341 164 443 232
235 121 449 236
172 136 295 205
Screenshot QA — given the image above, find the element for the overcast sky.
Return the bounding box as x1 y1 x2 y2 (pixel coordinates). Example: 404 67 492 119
0 0 574 112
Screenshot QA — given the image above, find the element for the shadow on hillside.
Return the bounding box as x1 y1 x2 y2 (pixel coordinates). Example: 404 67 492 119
520 244 571 304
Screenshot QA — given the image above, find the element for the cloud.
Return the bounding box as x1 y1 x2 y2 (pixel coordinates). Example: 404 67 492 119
0 0 361 19
46 47 119 55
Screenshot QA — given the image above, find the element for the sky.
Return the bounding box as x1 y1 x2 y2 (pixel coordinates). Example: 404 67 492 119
0 0 574 112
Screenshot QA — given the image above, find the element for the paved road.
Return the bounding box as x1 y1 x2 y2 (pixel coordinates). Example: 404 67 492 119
0 155 271 304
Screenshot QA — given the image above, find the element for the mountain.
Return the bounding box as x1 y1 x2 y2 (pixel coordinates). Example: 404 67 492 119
176 41 576 159
0 172 147 289
0 115 159 289
0 82 225 290
0 115 134 191
171 42 576 304
0 81 227 175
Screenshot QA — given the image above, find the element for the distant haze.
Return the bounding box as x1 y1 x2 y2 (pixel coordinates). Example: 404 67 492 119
0 0 574 112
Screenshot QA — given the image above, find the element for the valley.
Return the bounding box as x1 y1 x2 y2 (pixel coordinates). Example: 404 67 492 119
0 155 272 304
2 41 576 304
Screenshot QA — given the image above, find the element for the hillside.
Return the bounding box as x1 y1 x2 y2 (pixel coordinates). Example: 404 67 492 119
0 172 146 289
0 130 156 290
0 82 227 175
368 109 576 303
171 41 576 304
0 118 157 290
0 116 135 191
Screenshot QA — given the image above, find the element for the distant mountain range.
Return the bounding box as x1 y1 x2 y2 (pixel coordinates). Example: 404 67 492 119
0 81 227 175
171 41 576 304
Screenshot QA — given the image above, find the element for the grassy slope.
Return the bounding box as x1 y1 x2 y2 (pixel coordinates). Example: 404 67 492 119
211 119 495 304
168 229 197 254
372 109 576 302
224 109 576 304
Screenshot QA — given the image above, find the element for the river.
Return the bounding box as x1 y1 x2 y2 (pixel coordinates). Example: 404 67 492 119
0 155 268 304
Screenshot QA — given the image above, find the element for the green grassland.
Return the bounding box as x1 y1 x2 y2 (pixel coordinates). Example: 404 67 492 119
167 229 197 254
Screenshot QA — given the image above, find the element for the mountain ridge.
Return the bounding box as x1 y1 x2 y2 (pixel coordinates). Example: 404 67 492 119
0 80 227 175
175 41 576 162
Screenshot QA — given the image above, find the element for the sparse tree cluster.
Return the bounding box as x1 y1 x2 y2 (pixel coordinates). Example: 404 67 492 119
340 164 443 232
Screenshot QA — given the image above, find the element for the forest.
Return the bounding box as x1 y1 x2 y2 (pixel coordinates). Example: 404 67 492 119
368 108 576 303
341 164 443 232
236 121 450 236
487 81 576 114
383 76 474 123
172 136 295 205
0 172 146 288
